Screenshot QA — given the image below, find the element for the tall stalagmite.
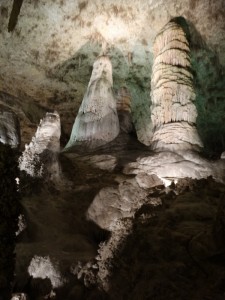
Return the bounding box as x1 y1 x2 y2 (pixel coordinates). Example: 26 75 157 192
65 55 119 149
150 18 203 152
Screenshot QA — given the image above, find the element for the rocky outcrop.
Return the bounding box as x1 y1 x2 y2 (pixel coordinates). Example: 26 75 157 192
28 255 64 289
150 18 203 152
86 173 163 232
65 55 119 149
124 150 225 184
0 111 20 148
11 293 28 300
19 112 60 178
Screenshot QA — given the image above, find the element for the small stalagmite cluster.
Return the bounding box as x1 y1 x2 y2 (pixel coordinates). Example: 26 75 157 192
65 55 120 149
150 18 203 152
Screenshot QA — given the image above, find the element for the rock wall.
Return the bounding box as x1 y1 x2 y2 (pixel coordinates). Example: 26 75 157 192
150 18 203 152
65 55 119 149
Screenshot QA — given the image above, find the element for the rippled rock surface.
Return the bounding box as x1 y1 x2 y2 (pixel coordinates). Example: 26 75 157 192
150 18 203 152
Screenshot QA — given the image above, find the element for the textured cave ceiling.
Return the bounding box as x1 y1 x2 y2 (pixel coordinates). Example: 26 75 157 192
0 0 225 153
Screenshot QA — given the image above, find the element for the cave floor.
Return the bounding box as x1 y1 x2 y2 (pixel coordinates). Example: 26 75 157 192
14 135 225 300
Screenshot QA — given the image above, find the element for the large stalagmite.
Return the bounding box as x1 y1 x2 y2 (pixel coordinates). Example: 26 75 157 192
65 55 119 149
150 18 203 152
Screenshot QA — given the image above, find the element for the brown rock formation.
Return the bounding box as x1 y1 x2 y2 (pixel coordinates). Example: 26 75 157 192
116 86 133 133
150 18 203 152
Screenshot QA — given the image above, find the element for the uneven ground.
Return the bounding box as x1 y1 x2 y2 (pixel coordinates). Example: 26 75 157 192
14 135 225 299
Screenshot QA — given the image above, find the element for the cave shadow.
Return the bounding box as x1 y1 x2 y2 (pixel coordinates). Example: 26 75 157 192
187 20 225 157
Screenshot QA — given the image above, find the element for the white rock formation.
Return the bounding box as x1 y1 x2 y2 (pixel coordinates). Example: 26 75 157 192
65 55 119 149
28 255 64 288
0 111 20 148
19 112 61 178
16 214 27 237
221 152 225 159
80 175 163 291
11 294 28 300
150 18 203 152
87 176 163 231
124 150 225 184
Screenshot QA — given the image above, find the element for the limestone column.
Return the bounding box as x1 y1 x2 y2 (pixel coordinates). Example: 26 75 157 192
150 18 203 152
65 55 119 149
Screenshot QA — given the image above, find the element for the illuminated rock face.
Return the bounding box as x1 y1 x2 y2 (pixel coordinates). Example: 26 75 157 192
0 111 20 148
65 56 119 149
87 175 163 231
150 18 203 152
19 112 60 178
124 151 225 184
28 255 64 288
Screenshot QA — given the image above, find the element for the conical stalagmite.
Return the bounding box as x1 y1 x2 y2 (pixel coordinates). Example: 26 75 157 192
150 18 203 152
19 112 61 178
65 55 119 149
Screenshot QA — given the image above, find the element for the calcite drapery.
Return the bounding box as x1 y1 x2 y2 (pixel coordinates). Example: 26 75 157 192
65 55 119 149
0 111 20 148
19 112 61 178
150 18 203 152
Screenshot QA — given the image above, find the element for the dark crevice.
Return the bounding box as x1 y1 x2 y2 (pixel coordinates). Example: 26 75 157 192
8 0 24 32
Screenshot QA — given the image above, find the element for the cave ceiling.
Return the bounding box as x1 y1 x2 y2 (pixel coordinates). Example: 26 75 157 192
0 0 224 150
